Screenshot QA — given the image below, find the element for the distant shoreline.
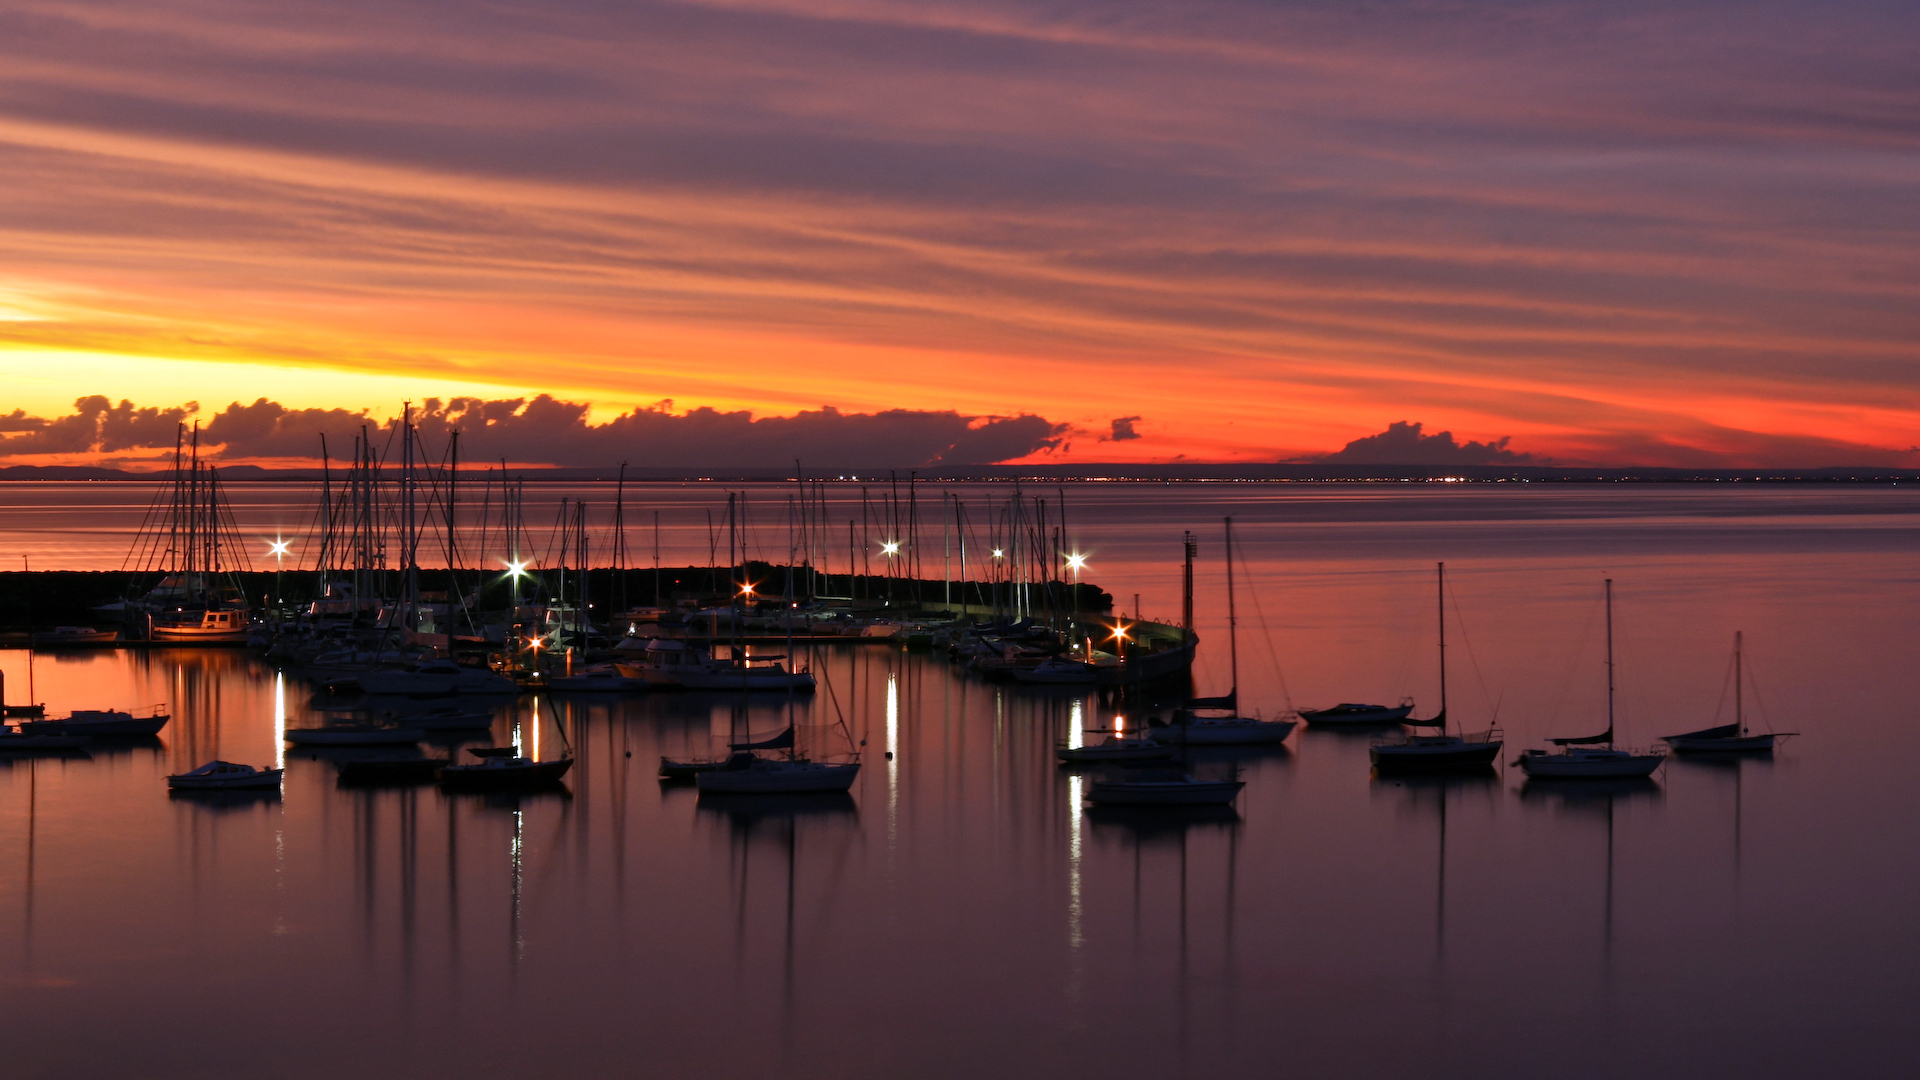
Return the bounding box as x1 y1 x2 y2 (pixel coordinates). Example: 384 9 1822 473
3 464 1916 483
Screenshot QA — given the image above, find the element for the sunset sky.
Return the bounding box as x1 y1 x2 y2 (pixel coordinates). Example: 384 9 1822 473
0 0 1915 467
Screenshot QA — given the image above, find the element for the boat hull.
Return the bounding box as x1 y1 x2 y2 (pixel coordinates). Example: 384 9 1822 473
1370 741 1503 772
1085 779 1244 806
0 734 90 751
1301 704 1414 726
21 713 170 737
1519 752 1664 779
1055 742 1175 763
168 769 283 790
439 758 575 788
1155 719 1295 745
284 727 427 746
696 761 860 794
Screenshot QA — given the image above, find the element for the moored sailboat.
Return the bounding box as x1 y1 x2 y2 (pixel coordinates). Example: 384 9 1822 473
1662 632 1795 753
1518 579 1665 780
1371 563 1503 773
1154 517 1295 746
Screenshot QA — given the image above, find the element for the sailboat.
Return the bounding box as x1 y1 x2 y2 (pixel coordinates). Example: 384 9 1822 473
1370 563 1504 773
1298 699 1415 726
1154 517 1295 745
1055 714 1174 764
1662 632 1795 753
1519 579 1666 779
1085 767 1244 806
694 725 862 794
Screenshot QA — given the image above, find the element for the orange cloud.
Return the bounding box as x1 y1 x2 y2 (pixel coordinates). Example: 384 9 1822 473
0 0 1914 467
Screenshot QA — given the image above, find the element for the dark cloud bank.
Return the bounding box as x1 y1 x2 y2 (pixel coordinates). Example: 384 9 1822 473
0 395 1067 471
1318 421 1535 467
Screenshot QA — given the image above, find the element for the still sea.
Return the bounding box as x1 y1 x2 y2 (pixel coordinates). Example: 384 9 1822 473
1 481 1917 1079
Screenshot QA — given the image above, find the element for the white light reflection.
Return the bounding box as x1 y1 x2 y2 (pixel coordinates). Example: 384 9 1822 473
1069 698 1084 750
511 808 525 963
886 670 899 849
273 671 286 770
1067 771 1085 951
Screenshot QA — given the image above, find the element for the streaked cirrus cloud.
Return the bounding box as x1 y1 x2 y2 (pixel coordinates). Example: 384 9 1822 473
0 0 1914 466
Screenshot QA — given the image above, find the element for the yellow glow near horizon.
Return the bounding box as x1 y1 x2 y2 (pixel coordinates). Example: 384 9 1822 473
0 347 695 430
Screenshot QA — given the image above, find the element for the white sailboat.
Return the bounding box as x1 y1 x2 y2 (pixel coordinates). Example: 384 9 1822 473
1519 579 1665 780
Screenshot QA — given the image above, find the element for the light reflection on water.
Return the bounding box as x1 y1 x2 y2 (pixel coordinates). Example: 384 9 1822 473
0 487 1917 1078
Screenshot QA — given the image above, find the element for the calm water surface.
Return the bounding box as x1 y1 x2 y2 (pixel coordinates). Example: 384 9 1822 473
2 484 1918 1079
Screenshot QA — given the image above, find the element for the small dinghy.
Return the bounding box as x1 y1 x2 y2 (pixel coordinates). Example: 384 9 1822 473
21 707 171 737
284 722 427 746
439 746 575 788
1085 768 1244 806
1299 700 1415 726
659 756 723 780
0 727 90 751
168 760 283 790
31 626 119 646
1662 632 1795 753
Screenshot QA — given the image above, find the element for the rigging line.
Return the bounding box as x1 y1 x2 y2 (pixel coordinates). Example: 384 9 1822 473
1709 643 1737 726
1446 587 1500 725
1544 590 1605 730
1231 540 1294 714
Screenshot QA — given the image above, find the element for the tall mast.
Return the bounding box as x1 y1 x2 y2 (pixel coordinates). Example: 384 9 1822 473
1437 561 1448 733
1604 578 1615 747
1735 630 1744 735
1224 516 1238 700
1181 530 1196 641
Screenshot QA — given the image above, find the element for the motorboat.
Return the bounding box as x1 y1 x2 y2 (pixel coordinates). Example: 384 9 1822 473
167 760 283 790
547 663 651 692
1662 632 1795 753
439 747 574 788
616 639 815 692
1299 700 1414 726
1085 769 1244 806
150 605 252 643
284 722 427 746
21 707 171 737
1519 579 1665 780
357 659 520 696
1371 564 1505 773
695 752 860 794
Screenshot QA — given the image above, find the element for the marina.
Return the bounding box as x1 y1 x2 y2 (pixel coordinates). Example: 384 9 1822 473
0 480 1916 1077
